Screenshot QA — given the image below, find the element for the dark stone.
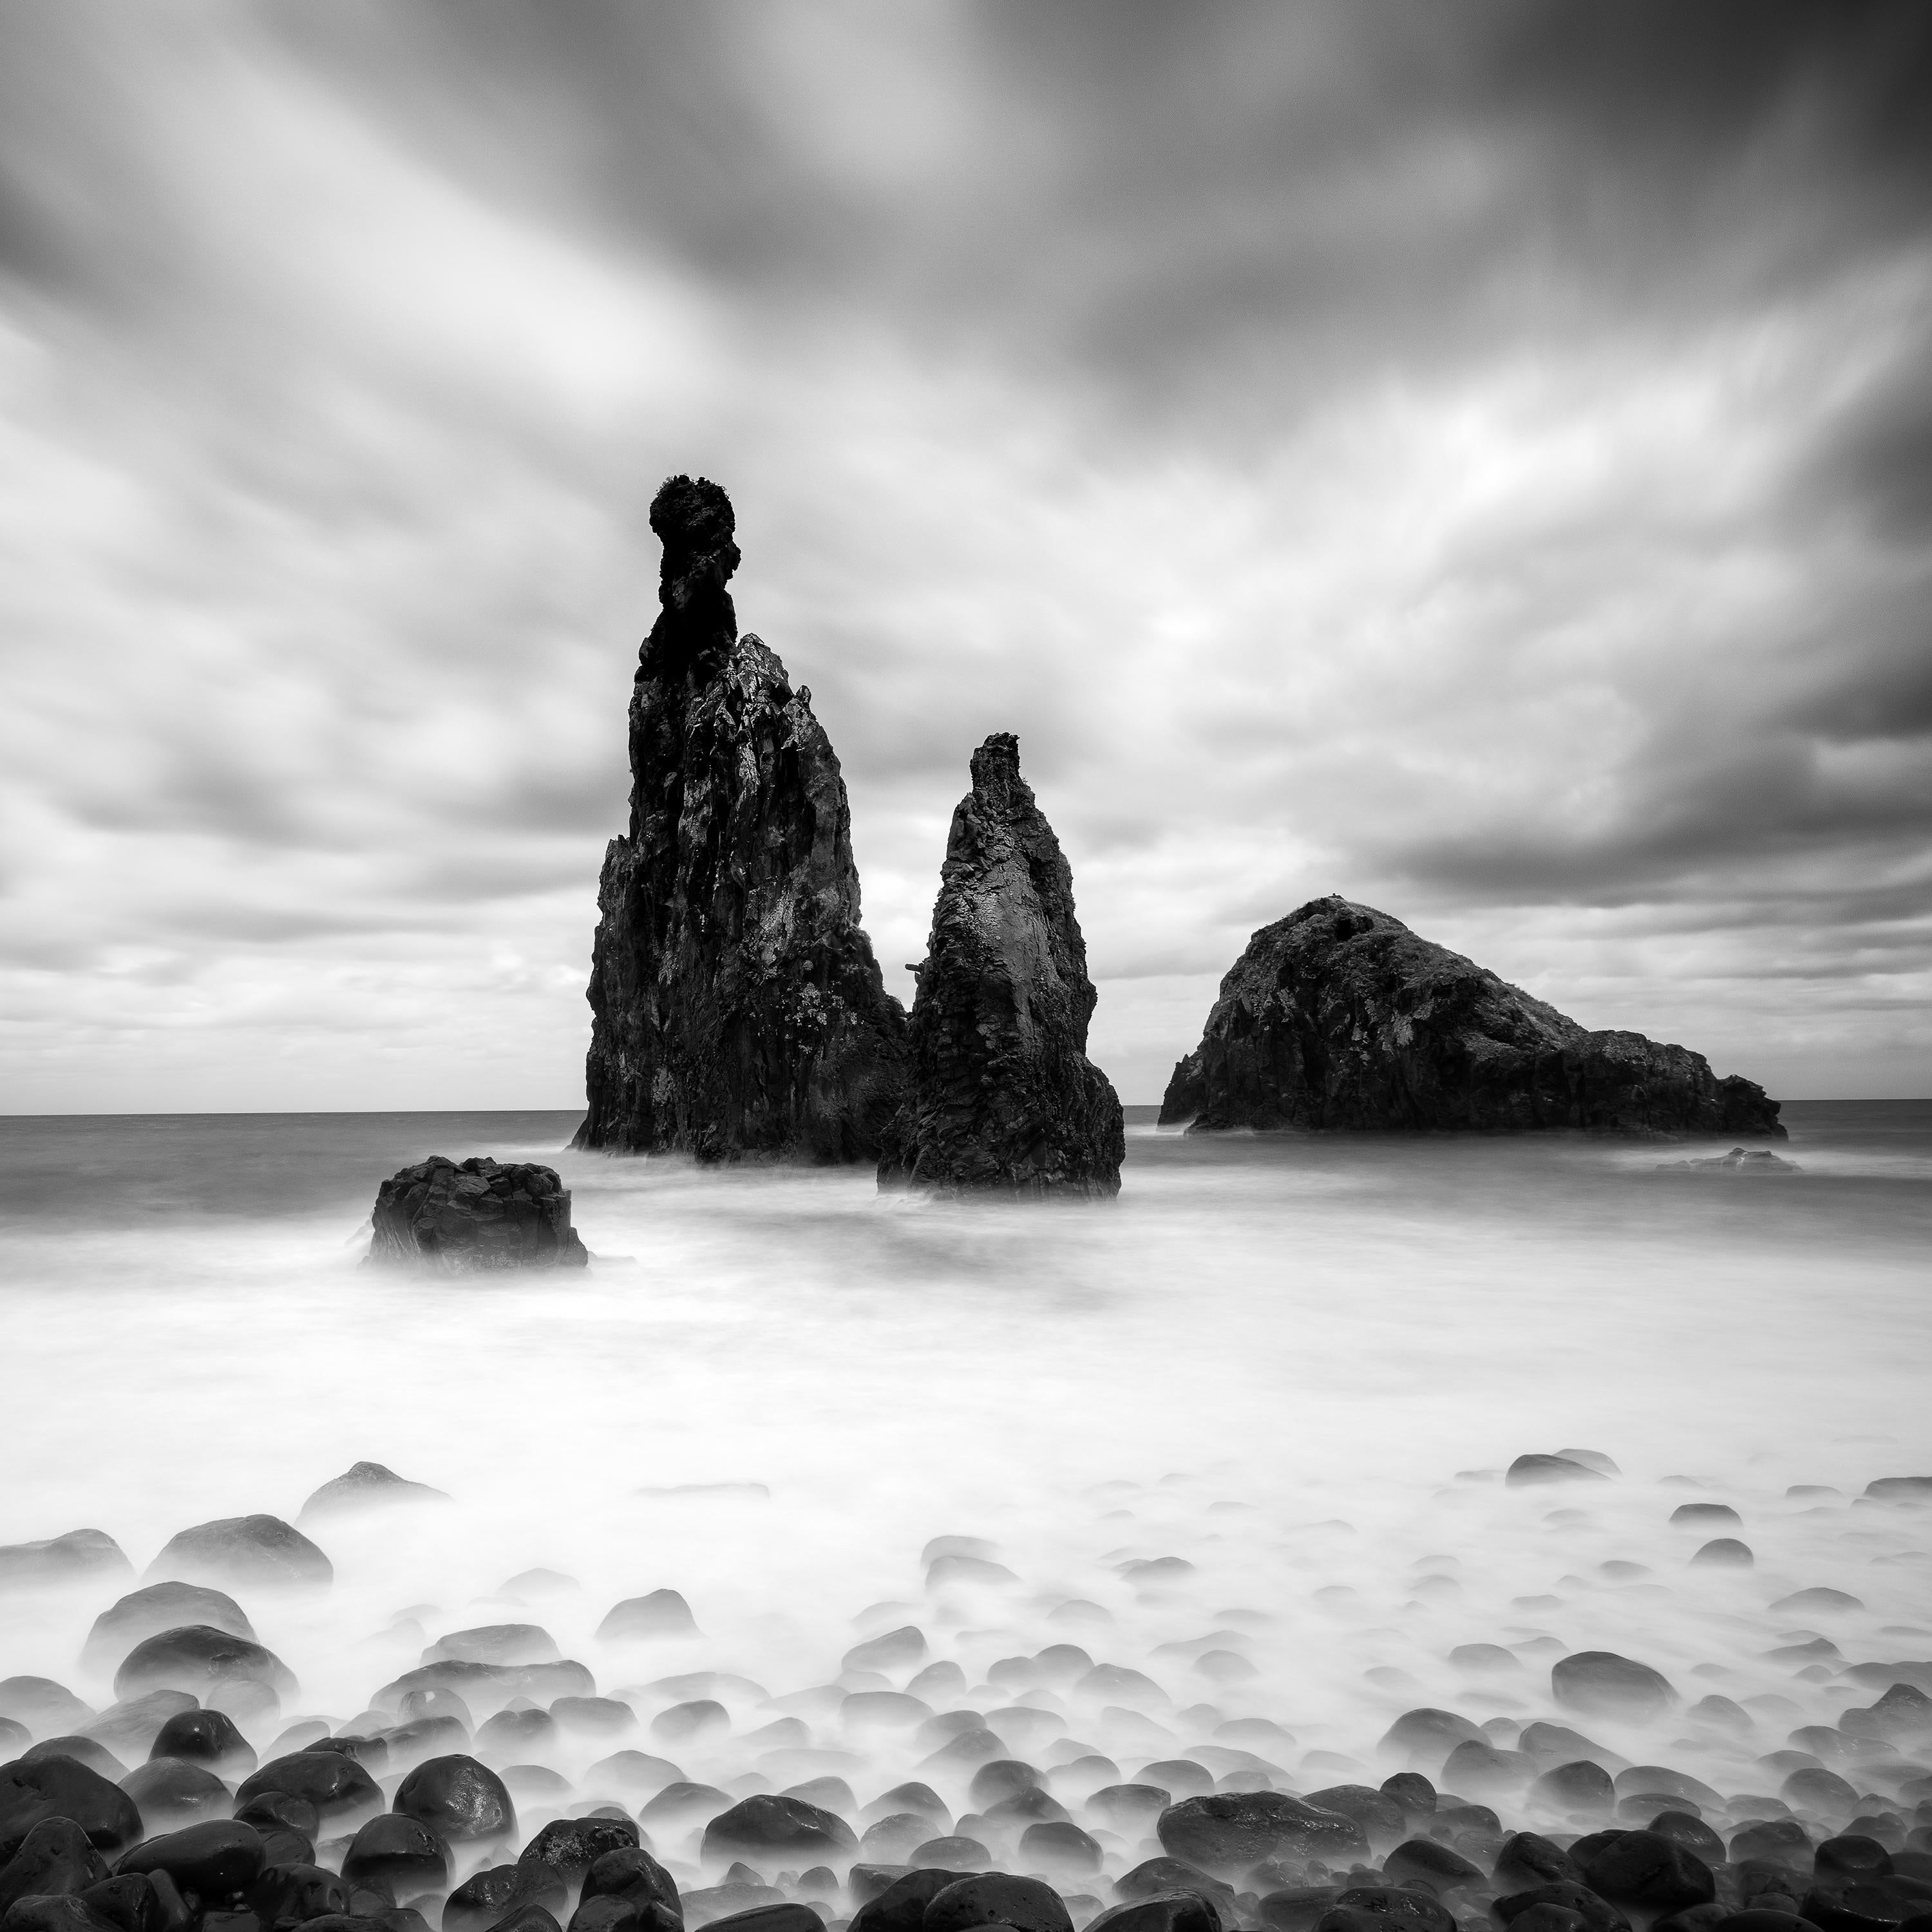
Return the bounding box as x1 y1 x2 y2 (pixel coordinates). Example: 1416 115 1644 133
969 1763 1041 1808
596 1596 697 1642
1 1899 121 1932
1019 1822 1100 1868
1508 1457 1607 1488
1728 1824 1814 1870
236 1757 383 1824
848 1869 974 1932
577 1850 678 1922
1573 1833 1714 1911
0 1822 109 1914
1379 1776 1435 1819
115 1628 295 1703
1818 1843 1896 1880
84 1590 253 1674
922 1874 1074 1932
142 1520 331 1593
1115 1860 1231 1907
117 1824 266 1903
0 1533 131 1593
339 1821 448 1897
1495 1837 1582 1892
1551 1654 1677 1721
565 1900 678 1932
1255 1892 1341 1932
119 1759 233 1830
392 1758 514 1845
1441 1741 1534 1792
367 1159 587 1273
1302 1790 1405 1846
377 1719 468 1765
249 1862 349 1931
515 1821 640 1888
1647 1815 1725 1864
148 1712 253 1777
1087 1897 1221 1932
696 1911 820 1932
1159 896 1783 1137
0 1761 142 1862
83 1696 198 1766
439 1866 565 1932
309 1739 389 1772
297 1467 448 1526
701 1798 855 1864
1533 1763 1615 1813
907 1841 988 1870
878 733 1122 1197
1158 1795 1366 1875
1708 1917 1817 1932
1325 1889 1456 1932
1495 1886 1631 1932
1655 1148 1801 1172
477 1911 560 1932
80 1870 191 1932
235 1799 319 1841
576 474 909 1163
1382 1839 1486 1890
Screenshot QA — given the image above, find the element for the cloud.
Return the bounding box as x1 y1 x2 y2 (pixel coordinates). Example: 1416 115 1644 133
1 0 1930 1112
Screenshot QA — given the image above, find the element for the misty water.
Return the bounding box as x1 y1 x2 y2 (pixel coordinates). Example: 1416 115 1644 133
3 1104 1931 1918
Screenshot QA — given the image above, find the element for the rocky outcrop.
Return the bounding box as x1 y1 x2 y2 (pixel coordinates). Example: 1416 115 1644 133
1160 896 1785 1139
575 475 907 1162
368 1157 589 1271
879 734 1124 1197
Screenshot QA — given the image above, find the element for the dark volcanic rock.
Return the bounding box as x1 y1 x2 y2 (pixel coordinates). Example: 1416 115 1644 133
1552 1653 1677 1721
0 1759 142 1862
119 1759 234 1830
142 1519 330 1592
339 1818 448 1897
0 1821 110 1915
236 1756 383 1825
391 1757 515 1844
1159 896 1784 1137
441 1864 567 1932
117 1823 266 1904
701 1795 856 1864
574 474 908 1164
1157 1793 1365 1874
84 1587 253 1672
149 1710 254 1777
923 1875 1073 1932
877 732 1124 1197
516 1820 640 1888
114 1627 296 1703
367 1159 587 1273
0 1533 131 1593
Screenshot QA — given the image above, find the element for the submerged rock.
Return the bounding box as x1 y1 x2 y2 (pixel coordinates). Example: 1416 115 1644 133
368 1158 588 1273
575 474 908 1163
144 1517 332 1592
1656 1146 1801 1172
298 1463 448 1524
1160 896 1784 1137
878 733 1124 1197
0 1531 130 1593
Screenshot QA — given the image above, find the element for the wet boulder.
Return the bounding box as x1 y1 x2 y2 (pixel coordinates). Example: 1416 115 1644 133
1158 1794 1365 1875
19 1747 122 1785
576 1850 679 1924
0 1899 123 1932
1573 1832 1715 1911
249 1862 348 1931
440 1866 566 1932
0 1760 142 1862
80 1868 192 1932
142 1521 330 1593
1495 1886 1631 1932
148 1712 254 1778
0 1822 110 1915
115 1630 295 1705
878 733 1123 1197
235 1757 382 1825
923 1874 1073 1932
392 1758 515 1845
368 1159 588 1273
0 1683 94 1739
1552 1653 1676 1721
422 1629 557 1669
1383 1840 1488 1891
116 1823 265 1904
82 1696 197 1767
0 1534 131 1593
1379 1710 1482 1764
516 1821 640 1889
847 1870 974 1932
1087 1895 1221 1932
118 1759 233 1831
701 1798 855 1864
596 1595 697 1642
340 1819 448 1897
297 1466 447 1527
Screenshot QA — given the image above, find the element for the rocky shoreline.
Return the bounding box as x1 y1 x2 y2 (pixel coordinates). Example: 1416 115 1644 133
3 1461 1927 1932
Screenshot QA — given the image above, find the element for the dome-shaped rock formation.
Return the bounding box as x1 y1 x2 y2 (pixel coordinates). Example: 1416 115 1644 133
878 733 1123 1197
368 1157 587 1271
575 475 907 1163
1160 896 1783 1137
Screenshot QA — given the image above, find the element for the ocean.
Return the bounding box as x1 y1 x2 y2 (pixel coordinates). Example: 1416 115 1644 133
1 1101 1929 1903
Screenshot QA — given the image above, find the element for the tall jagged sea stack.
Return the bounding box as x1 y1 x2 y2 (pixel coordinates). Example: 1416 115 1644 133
881 733 1124 1197
575 477 908 1162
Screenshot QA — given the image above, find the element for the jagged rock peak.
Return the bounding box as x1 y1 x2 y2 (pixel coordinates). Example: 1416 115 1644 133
1160 894 1785 1139
574 475 908 1162
880 732 1124 1197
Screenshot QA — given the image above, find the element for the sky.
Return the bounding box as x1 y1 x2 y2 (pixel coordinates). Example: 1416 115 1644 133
2 0 1929 1113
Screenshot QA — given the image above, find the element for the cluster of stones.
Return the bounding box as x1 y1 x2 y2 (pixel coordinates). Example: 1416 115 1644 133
6 1469 1931 1932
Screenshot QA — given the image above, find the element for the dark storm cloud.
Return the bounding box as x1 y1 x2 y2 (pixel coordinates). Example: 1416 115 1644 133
2 0 1929 1106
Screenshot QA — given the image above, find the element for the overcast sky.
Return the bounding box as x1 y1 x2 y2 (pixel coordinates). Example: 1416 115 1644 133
3 1 1929 1113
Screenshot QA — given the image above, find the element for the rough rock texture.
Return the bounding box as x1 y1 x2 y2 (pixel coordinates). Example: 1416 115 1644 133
1160 896 1785 1138
878 734 1124 1197
575 475 907 1163
368 1158 587 1272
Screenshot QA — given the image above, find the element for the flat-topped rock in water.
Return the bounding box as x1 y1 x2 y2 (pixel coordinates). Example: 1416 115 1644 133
1161 896 1785 1137
576 475 908 1163
879 734 1124 1198
1657 1146 1801 1172
368 1157 588 1271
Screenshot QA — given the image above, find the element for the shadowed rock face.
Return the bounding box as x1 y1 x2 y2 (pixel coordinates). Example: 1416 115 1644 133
576 475 908 1162
368 1157 587 1271
1160 896 1785 1138
880 733 1124 1197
